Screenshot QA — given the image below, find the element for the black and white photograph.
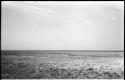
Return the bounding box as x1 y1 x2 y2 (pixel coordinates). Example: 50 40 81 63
1 1 124 79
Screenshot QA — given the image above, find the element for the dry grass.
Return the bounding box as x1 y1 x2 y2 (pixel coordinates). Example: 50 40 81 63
1 52 124 79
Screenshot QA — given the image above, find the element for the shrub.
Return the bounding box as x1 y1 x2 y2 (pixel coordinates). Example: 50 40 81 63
1 61 124 79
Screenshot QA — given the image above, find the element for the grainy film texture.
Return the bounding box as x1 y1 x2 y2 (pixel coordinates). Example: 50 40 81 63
1 1 124 79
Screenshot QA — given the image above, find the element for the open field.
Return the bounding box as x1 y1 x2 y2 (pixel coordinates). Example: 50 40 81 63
1 50 124 79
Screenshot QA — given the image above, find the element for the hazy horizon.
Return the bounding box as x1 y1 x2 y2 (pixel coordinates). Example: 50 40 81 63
1 50 124 51
1 1 124 50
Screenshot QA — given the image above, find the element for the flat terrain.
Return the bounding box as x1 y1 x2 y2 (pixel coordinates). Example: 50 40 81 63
1 50 124 79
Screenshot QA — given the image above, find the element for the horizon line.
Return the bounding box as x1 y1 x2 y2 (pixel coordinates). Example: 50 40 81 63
1 50 124 52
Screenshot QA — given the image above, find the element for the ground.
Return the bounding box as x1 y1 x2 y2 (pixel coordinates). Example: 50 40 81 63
1 50 124 79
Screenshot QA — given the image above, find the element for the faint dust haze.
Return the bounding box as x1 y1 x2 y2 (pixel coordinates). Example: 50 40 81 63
1 1 124 50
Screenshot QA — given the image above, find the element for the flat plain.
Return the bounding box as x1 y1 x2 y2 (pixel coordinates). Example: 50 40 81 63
1 50 124 79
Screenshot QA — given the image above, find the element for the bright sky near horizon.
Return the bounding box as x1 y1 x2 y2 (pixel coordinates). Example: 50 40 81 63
1 1 124 50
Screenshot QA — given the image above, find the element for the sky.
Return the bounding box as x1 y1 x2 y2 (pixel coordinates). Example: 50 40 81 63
1 1 124 50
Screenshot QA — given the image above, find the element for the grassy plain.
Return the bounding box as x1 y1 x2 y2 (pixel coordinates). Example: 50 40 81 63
1 50 124 79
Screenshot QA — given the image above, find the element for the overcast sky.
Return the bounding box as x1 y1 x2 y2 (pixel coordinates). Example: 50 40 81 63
1 1 124 50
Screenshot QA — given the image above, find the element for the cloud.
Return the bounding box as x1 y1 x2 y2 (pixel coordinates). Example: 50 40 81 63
1 1 124 50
